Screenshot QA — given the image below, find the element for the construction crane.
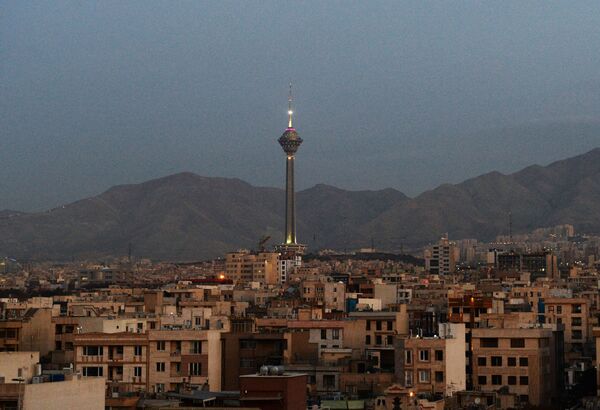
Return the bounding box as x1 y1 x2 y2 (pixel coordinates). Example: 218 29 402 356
258 235 271 252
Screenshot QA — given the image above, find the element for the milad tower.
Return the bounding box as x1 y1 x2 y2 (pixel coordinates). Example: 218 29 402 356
275 84 306 282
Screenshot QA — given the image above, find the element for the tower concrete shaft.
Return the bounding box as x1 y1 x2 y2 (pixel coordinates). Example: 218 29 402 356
284 154 296 244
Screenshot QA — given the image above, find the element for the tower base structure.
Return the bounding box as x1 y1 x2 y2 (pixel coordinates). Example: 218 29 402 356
274 243 306 284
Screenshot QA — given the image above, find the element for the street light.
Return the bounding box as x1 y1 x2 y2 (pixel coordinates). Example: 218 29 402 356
12 376 25 410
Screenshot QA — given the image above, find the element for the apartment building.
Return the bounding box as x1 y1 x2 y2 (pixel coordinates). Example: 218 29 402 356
74 329 223 397
472 326 563 408
221 332 287 390
74 331 148 397
0 308 54 356
301 279 345 311
225 250 279 284
544 297 590 351
345 310 409 373
396 323 466 397
424 236 458 275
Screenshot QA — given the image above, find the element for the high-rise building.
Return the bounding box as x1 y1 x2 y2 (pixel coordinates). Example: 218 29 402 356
275 85 306 282
225 250 280 284
424 235 458 275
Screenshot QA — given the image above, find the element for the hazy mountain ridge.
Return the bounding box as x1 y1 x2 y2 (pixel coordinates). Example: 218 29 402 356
1 149 600 261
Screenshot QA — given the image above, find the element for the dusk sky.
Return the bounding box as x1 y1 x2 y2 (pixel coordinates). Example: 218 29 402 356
3 1 600 211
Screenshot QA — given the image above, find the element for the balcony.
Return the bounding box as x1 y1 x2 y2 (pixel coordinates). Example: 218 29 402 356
81 355 104 363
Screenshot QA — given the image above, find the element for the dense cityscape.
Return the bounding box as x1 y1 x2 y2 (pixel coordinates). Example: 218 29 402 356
5 3 600 410
2 89 600 410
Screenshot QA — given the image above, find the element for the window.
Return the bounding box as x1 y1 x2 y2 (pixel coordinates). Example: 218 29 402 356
323 374 336 389
572 330 583 340
156 341 166 351
491 356 502 367
519 357 528 367
156 362 165 372
405 350 412 365
365 335 371 345
477 357 487 366
572 317 582 327
404 371 413 386
321 329 327 339
435 350 444 361
510 338 525 348
387 335 393 346
376 321 382 331
387 321 393 330
83 346 103 356
573 304 582 314
240 358 256 368
481 338 498 348
492 375 502 385
478 375 487 385
134 366 142 377
82 366 103 377
332 329 340 340
508 357 517 367
519 376 529 385
375 335 382 345
366 321 371 331
134 345 142 356
190 341 201 354
418 370 430 383
435 371 444 382
155 383 164 393
508 375 517 385
240 340 257 349
189 362 202 376
419 350 429 362
556 306 562 314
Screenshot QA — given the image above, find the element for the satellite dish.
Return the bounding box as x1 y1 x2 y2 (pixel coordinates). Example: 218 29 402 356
474 398 481 404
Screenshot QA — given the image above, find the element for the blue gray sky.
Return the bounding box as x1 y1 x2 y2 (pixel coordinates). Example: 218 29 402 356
3 1 600 211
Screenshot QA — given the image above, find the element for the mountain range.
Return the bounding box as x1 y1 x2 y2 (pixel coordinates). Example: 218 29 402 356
1 148 600 261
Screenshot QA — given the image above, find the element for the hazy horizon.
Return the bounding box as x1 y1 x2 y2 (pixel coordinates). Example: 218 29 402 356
3 2 600 211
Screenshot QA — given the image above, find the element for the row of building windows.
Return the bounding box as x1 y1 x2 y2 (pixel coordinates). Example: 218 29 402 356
478 375 529 386
365 334 394 346
320 329 340 340
404 370 444 385
365 320 394 331
480 338 527 348
405 349 444 364
82 342 202 356
478 356 528 367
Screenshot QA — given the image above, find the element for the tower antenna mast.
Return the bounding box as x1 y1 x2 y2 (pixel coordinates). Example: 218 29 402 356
288 82 293 128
